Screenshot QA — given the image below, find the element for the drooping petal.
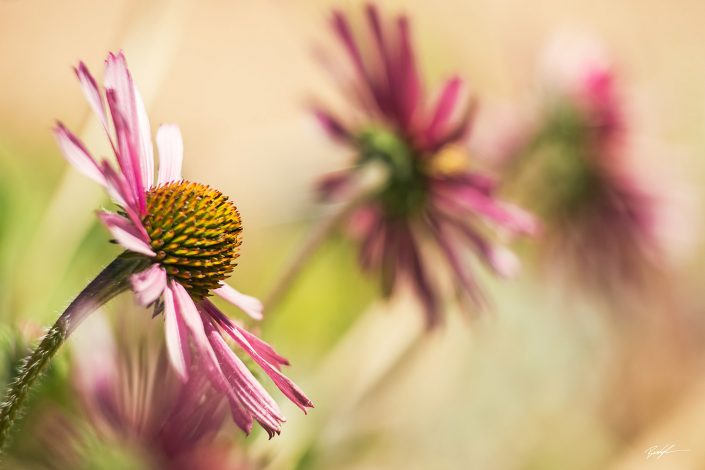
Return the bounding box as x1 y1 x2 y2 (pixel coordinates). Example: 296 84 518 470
74 62 110 134
156 124 184 184
317 171 355 201
427 215 485 308
233 325 290 369
204 318 285 438
53 123 106 186
170 282 212 354
96 211 155 257
439 212 521 279
169 282 239 420
214 284 263 320
204 302 289 369
312 107 352 143
130 264 167 306
380 221 401 297
401 225 442 328
163 284 190 381
433 180 538 235
359 215 386 271
203 301 313 412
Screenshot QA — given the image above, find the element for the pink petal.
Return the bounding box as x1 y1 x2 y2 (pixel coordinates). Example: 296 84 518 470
317 171 355 202
106 91 145 213
99 161 150 242
134 87 154 188
312 108 352 142
156 124 184 184
331 10 368 91
167 284 260 434
53 123 106 186
214 284 263 321
400 224 443 328
204 319 285 437
97 211 155 257
359 219 386 271
170 282 210 350
99 160 129 208
205 302 289 369
235 325 290 369
130 264 166 306
425 77 462 145
396 15 422 129
433 182 538 235
487 246 521 278
169 282 234 397
440 213 522 279
427 215 485 308
366 4 392 92
104 52 146 209
203 301 313 412
196 318 254 434
74 62 110 133
163 284 190 381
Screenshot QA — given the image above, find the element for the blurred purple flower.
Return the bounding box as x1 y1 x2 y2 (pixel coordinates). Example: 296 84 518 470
54 52 312 437
501 37 689 296
71 316 239 469
313 4 536 327
22 316 252 469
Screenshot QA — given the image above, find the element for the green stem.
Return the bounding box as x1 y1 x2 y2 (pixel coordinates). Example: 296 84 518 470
263 163 388 312
0 253 148 451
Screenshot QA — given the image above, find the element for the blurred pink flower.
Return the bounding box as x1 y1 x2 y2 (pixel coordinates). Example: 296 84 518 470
54 52 312 437
313 4 536 327
70 316 239 469
503 37 689 296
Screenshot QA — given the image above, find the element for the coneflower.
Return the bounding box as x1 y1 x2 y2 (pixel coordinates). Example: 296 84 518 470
500 37 684 297
0 52 311 446
309 4 536 327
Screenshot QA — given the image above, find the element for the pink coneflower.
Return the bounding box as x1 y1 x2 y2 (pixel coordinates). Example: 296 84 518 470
311 5 536 326
0 51 311 444
504 37 683 296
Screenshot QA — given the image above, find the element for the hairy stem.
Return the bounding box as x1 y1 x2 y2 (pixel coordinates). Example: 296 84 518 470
0 253 148 451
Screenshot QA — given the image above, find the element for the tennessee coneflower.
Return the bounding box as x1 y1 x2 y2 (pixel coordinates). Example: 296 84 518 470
306 4 536 327
0 52 311 446
501 37 686 297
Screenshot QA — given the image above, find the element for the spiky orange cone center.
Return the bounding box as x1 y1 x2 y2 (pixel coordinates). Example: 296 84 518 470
144 181 242 299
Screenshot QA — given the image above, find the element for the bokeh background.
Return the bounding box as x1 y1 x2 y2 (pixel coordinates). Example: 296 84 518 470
1 0 705 469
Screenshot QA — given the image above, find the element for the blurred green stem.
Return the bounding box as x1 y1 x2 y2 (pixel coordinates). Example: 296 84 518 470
264 163 388 312
0 253 147 452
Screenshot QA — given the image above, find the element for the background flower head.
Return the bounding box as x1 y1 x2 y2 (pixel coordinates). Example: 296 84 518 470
497 35 694 299
312 4 536 327
2 313 257 470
